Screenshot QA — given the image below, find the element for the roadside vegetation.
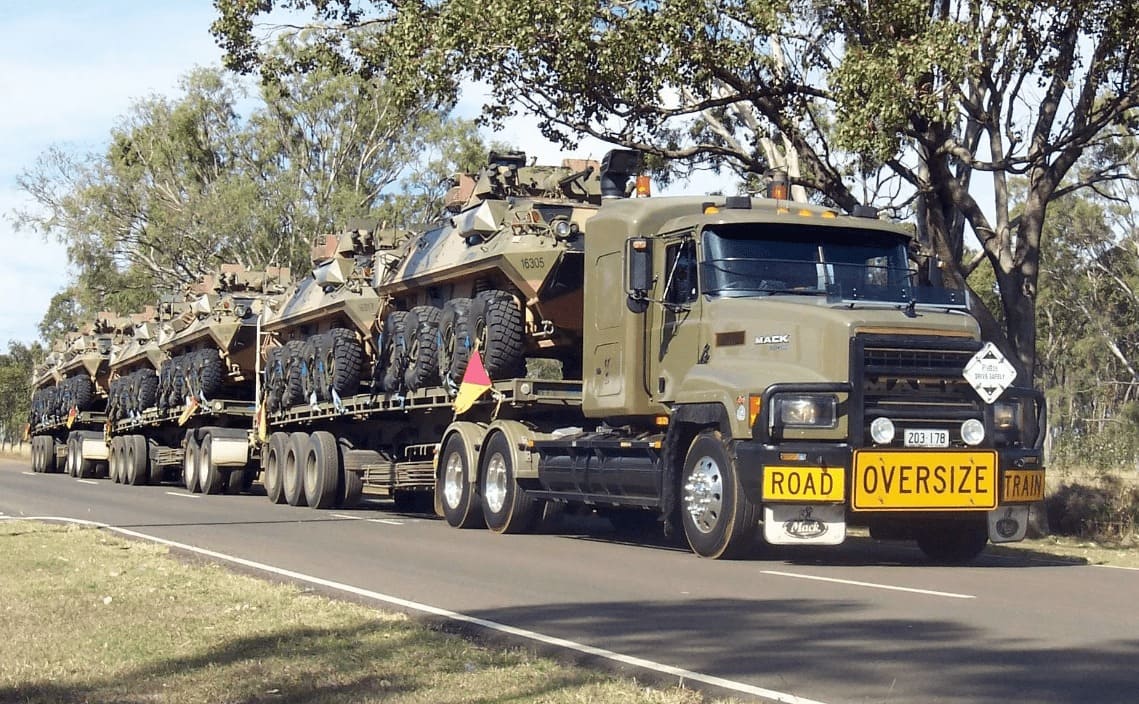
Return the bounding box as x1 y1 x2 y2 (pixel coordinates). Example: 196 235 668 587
0 520 729 704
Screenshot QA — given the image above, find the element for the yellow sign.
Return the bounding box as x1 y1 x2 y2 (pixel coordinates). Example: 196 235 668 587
852 450 997 511
1003 470 1045 503
763 466 844 502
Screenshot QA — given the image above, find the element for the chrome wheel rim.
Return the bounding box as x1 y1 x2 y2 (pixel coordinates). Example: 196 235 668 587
443 450 465 509
484 452 508 514
683 455 724 534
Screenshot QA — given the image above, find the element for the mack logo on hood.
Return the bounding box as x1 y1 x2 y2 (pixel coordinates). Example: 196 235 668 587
755 334 791 345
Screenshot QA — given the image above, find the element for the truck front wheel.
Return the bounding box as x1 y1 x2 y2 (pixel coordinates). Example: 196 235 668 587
680 431 760 559
915 518 988 564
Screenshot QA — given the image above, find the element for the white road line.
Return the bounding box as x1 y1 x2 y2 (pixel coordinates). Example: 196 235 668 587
165 492 201 499
12 516 831 704
1093 564 1139 572
21 471 36 476
368 519 404 526
76 479 100 485
761 570 975 599
332 514 364 520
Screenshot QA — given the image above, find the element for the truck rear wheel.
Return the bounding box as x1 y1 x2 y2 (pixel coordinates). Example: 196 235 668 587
403 306 441 391
915 518 989 564
183 434 201 493
31 437 42 473
109 436 123 483
45 439 58 474
66 435 77 477
283 432 309 506
480 432 539 534
200 433 226 495
303 431 340 509
470 290 525 379
263 432 290 504
439 433 483 528
438 298 472 391
74 435 97 479
680 431 760 559
130 435 150 485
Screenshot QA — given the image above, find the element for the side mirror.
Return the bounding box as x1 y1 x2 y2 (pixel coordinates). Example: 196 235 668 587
625 237 653 313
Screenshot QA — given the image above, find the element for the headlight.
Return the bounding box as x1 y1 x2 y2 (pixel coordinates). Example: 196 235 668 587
775 394 837 428
961 418 985 446
870 417 895 444
993 401 1020 431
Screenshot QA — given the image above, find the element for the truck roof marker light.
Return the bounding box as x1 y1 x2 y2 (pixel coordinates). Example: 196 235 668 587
776 207 790 215
797 209 814 217
631 238 649 251
635 175 651 197
702 202 720 215
821 211 837 219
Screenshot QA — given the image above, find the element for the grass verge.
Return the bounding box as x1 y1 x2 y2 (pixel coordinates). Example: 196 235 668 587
0 521 728 704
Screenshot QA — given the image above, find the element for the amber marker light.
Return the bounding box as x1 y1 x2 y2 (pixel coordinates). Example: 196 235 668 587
655 415 670 426
748 395 762 427
635 175 652 197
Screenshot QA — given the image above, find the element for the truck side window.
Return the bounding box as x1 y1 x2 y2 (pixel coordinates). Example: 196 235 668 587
664 240 698 305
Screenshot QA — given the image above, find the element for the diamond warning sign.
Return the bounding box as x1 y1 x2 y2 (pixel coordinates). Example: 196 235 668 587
963 342 1018 404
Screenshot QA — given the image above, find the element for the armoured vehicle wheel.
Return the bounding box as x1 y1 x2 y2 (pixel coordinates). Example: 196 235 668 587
170 356 188 408
199 433 225 495
282 340 307 408
130 435 150 485
437 298 473 390
69 376 95 412
402 306 441 391
263 432 290 504
915 518 989 564
439 432 483 528
379 311 410 392
183 434 201 493
264 347 285 413
480 432 539 534
136 370 158 412
680 431 760 559
303 431 340 509
470 290 525 379
324 328 363 399
283 432 309 507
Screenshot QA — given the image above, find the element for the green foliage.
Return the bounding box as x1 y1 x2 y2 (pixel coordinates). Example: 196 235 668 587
0 341 42 445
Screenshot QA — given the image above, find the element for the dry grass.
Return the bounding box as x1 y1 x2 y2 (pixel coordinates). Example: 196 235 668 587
0 521 729 704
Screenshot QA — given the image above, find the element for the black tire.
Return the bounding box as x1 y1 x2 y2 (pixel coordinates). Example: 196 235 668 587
282 340 307 408
379 311 409 392
340 463 363 508
44 439 58 474
439 433 483 528
283 432 309 507
263 432 289 504
308 334 331 402
303 431 340 509
199 433 225 495
109 436 123 483
130 435 150 485
74 434 97 479
69 376 95 412
195 350 226 400
66 435 78 477
170 356 188 409
264 347 286 413
679 431 760 559
480 432 540 534
403 306 441 391
437 298 473 391
325 328 364 399
136 370 158 412
31 436 42 473
183 433 201 493
225 468 247 495
470 290 525 379
157 362 173 413
915 518 989 564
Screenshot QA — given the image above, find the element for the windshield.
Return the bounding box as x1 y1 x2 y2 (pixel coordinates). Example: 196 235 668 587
700 223 964 307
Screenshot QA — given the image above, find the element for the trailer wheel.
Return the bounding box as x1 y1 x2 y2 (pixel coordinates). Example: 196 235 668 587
915 518 989 564
74 434 97 479
437 298 473 392
439 432 483 528
480 431 539 534
325 328 364 398
30 437 41 473
340 464 363 508
263 432 290 504
45 438 59 474
108 436 122 483
130 435 151 485
124 435 145 486
679 431 760 559
65 434 77 477
199 434 226 495
403 306 441 391
183 433 201 493
470 290 525 379
303 431 340 509
283 432 309 506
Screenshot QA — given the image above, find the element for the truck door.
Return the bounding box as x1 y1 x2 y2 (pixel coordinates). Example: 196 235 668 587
650 234 703 401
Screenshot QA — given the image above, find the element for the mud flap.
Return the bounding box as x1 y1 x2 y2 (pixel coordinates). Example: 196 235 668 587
763 504 846 546
988 505 1029 543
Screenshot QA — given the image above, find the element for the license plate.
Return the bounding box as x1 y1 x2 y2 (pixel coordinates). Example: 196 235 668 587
904 428 949 448
762 466 845 502
852 450 997 511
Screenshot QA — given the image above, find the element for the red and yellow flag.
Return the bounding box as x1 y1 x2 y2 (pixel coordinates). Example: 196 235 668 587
453 349 492 415
66 406 78 428
178 397 200 426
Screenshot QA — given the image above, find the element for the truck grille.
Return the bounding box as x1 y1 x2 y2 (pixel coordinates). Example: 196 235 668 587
854 334 983 447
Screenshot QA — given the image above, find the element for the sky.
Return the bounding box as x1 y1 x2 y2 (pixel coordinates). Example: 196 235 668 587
0 2 733 351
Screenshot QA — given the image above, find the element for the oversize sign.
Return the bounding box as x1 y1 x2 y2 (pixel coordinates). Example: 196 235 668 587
852 450 997 511
763 466 845 502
